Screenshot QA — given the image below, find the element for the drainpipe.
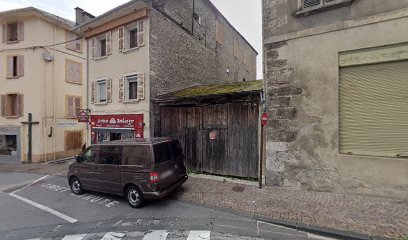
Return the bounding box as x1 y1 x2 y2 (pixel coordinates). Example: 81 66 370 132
191 0 195 35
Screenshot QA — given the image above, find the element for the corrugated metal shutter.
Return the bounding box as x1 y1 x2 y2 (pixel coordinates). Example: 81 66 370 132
339 61 408 158
304 0 321 8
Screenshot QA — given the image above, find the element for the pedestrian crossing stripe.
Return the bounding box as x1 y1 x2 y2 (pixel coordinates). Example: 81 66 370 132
28 230 213 240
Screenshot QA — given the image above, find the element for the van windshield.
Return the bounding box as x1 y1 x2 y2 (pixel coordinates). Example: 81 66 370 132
153 142 172 164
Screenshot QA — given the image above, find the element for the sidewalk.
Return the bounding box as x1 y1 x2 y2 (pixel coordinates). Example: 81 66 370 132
176 175 408 240
0 163 406 239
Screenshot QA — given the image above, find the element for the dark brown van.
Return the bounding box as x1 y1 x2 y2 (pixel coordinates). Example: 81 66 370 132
67 138 188 208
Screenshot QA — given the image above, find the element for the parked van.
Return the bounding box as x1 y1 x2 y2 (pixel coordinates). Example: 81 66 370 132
67 138 188 208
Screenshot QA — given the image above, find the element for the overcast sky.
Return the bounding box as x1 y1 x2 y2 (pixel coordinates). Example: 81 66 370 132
0 0 262 79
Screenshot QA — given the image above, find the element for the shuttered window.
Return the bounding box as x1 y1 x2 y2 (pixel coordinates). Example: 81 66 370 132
123 73 145 102
6 55 24 78
66 31 82 52
303 0 321 8
216 20 224 44
1 94 23 118
65 96 81 118
92 31 111 59
65 131 83 151
65 60 82 84
2 22 23 43
339 61 408 158
118 19 145 52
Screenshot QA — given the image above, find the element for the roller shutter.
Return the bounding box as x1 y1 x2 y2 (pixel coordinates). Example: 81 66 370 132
339 61 408 158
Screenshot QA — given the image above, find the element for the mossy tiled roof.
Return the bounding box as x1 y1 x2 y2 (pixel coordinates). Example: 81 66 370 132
162 80 263 99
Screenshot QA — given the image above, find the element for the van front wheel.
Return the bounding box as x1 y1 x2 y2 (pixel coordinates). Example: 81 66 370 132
126 185 144 208
70 177 84 195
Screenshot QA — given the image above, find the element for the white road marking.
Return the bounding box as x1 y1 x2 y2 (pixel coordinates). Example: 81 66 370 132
61 234 87 240
101 232 126 240
142 230 169 240
187 230 211 240
10 175 49 194
9 193 78 223
307 233 338 240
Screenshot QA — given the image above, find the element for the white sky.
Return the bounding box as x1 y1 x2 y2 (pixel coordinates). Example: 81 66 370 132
0 0 262 79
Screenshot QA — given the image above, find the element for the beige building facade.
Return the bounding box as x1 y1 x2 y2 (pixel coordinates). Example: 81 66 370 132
0 8 87 163
263 0 408 199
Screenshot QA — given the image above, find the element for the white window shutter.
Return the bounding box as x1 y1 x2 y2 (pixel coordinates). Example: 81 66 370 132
119 77 124 102
137 20 144 47
17 94 24 117
106 78 112 103
118 26 125 52
17 55 24 77
6 56 13 77
17 22 24 41
106 31 112 55
67 96 74 117
90 82 96 104
1 95 6 116
1 24 6 43
92 37 96 59
75 97 81 117
137 73 145 100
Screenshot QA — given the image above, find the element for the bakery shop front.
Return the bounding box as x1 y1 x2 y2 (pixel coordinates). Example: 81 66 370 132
90 114 144 144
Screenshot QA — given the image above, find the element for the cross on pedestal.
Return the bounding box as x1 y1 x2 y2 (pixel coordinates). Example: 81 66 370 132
21 113 39 164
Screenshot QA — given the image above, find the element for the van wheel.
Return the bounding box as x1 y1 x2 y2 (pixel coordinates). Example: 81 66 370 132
126 185 144 208
70 177 84 195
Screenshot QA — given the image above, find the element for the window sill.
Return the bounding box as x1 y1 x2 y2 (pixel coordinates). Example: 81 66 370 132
5 116 20 119
122 47 140 54
66 47 83 54
295 0 355 17
93 55 108 61
94 102 108 106
6 76 22 79
6 40 21 44
123 99 140 104
65 80 82 85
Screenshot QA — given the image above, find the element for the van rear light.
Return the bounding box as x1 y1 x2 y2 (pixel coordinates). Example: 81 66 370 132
150 172 159 183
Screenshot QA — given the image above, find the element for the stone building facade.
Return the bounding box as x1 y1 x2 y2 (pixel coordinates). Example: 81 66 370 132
263 0 408 199
77 0 257 141
0 7 87 163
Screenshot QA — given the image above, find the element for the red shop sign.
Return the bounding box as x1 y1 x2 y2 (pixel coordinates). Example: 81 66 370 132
90 114 144 129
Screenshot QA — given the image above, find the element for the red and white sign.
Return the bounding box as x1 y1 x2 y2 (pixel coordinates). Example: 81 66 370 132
261 113 268 126
209 131 217 140
77 111 89 122
90 114 144 138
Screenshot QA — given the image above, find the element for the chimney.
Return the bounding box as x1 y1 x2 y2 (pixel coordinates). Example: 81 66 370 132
75 7 95 25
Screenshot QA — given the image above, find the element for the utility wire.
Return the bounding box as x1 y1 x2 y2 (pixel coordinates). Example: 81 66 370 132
0 36 83 53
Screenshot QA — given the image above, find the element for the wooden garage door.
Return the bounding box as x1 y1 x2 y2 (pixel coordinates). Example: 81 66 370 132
339 61 408 158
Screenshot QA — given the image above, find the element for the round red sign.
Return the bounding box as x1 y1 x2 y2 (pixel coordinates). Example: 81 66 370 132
261 113 268 126
209 131 216 140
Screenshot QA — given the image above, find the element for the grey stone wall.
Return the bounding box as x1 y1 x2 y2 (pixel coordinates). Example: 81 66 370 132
264 0 408 39
150 0 257 136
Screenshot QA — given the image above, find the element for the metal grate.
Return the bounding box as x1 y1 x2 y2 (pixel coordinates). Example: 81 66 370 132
303 0 322 8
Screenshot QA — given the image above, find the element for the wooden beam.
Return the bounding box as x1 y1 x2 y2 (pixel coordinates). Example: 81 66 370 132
84 8 148 39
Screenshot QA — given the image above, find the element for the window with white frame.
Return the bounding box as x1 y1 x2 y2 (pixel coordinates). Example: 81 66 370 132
118 20 144 52
92 31 111 59
2 21 24 43
97 80 107 103
125 74 138 101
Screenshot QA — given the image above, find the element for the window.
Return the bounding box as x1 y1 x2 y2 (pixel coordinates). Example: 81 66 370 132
123 146 151 166
6 55 24 78
66 95 81 118
66 31 82 52
98 146 123 165
2 22 24 43
65 60 82 84
97 80 107 103
65 131 83 151
118 20 144 52
153 143 172 164
125 75 138 101
299 0 352 13
1 94 23 118
92 31 111 59
80 147 97 164
0 135 17 156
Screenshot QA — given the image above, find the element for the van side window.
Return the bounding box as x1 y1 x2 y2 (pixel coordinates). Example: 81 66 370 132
98 146 123 165
123 146 150 166
82 147 97 164
153 143 172 164
171 140 183 157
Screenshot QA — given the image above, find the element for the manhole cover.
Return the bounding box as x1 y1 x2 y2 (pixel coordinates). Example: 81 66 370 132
232 185 245 192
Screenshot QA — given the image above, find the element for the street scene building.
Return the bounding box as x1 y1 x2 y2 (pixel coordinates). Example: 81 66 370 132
0 7 87 163
263 0 408 199
77 0 258 177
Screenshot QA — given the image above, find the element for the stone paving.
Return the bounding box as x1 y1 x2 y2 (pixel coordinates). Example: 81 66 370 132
1 162 407 239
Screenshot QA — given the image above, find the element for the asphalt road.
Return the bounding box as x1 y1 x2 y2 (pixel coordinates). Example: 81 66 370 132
0 171 336 240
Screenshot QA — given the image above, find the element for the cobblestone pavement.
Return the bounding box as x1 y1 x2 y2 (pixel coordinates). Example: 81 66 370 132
1 162 407 239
